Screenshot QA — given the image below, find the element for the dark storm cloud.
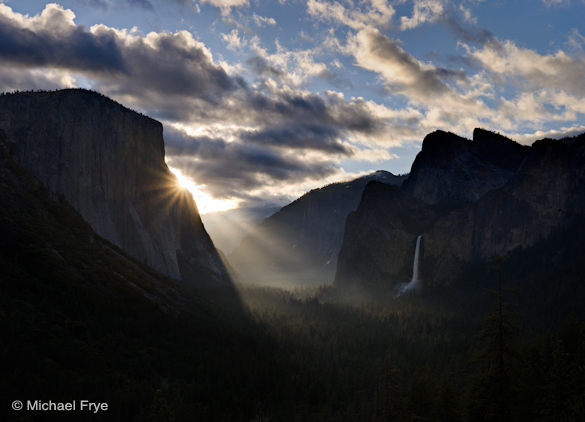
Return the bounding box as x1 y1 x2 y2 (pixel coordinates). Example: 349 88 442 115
241 90 382 134
432 66 467 81
0 11 125 72
247 90 328 120
0 4 243 104
164 127 338 199
239 124 352 154
101 29 244 98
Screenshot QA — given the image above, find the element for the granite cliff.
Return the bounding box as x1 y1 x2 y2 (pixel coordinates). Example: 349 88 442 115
335 129 585 290
0 128 202 314
403 129 529 205
230 171 406 286
0 89 229 286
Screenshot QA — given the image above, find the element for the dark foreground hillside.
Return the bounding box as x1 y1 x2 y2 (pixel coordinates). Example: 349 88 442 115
0 130 278 421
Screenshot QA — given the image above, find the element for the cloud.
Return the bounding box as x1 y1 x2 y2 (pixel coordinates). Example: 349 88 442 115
239 123 353 154
0 66 76 91
541 0 569 7
348 28 465 101
155 85 413 206
464 39 585 96
0 4 243 107
0 3 126 71
245 36 349 88
442 12 493 44
306 0 395 30
568 28 585 52
199 0 249 16
221 29 245 50
246 55 284 78
505 124 585 145
164 126 341 201
252 13 276 27
400 0 444 30
312 0 585 142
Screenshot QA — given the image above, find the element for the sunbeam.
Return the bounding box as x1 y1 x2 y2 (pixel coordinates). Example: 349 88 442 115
168 166 240 215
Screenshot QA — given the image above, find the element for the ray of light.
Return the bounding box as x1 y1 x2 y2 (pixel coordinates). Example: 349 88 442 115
168 166 240 215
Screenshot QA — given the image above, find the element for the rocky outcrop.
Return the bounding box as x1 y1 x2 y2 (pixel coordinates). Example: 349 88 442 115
403 129 528 205
335 130 585 289
0 89 229 285
230 171 406 286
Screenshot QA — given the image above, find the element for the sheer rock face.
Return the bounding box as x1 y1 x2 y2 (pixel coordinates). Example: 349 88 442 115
335 130 585 288
334 182 437 288
0 129 201 314
230 171 406 286
0 89 228 285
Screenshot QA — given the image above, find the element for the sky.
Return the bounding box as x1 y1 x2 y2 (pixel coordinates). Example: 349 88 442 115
1 0 585 214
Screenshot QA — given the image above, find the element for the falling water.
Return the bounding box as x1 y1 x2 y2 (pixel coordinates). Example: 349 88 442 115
399 235 422 295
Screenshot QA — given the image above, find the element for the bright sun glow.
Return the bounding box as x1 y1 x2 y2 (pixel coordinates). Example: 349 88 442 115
169 166 240 214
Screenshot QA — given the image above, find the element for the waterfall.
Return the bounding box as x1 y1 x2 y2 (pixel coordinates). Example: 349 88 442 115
399 235 422 295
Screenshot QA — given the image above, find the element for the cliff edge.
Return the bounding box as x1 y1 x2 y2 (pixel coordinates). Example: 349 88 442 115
0 89 229 286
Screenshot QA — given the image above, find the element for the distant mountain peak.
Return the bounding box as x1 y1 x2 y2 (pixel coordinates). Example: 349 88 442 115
420 130 471 153
472 127 512 143
229 170 406 287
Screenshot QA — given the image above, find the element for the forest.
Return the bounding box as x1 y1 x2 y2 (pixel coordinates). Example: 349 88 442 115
3 258 584 421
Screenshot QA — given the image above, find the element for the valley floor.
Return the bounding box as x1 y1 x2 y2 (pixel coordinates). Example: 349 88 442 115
236 284 585 422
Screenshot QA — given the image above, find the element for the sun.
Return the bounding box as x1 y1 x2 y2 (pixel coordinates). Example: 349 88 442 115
169 167 240 214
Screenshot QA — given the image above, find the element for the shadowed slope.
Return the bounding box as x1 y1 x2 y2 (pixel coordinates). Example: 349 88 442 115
0 128 272 420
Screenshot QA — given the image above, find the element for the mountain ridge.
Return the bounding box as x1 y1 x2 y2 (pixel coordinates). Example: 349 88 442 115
335 128 585 291
403 129 529 206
